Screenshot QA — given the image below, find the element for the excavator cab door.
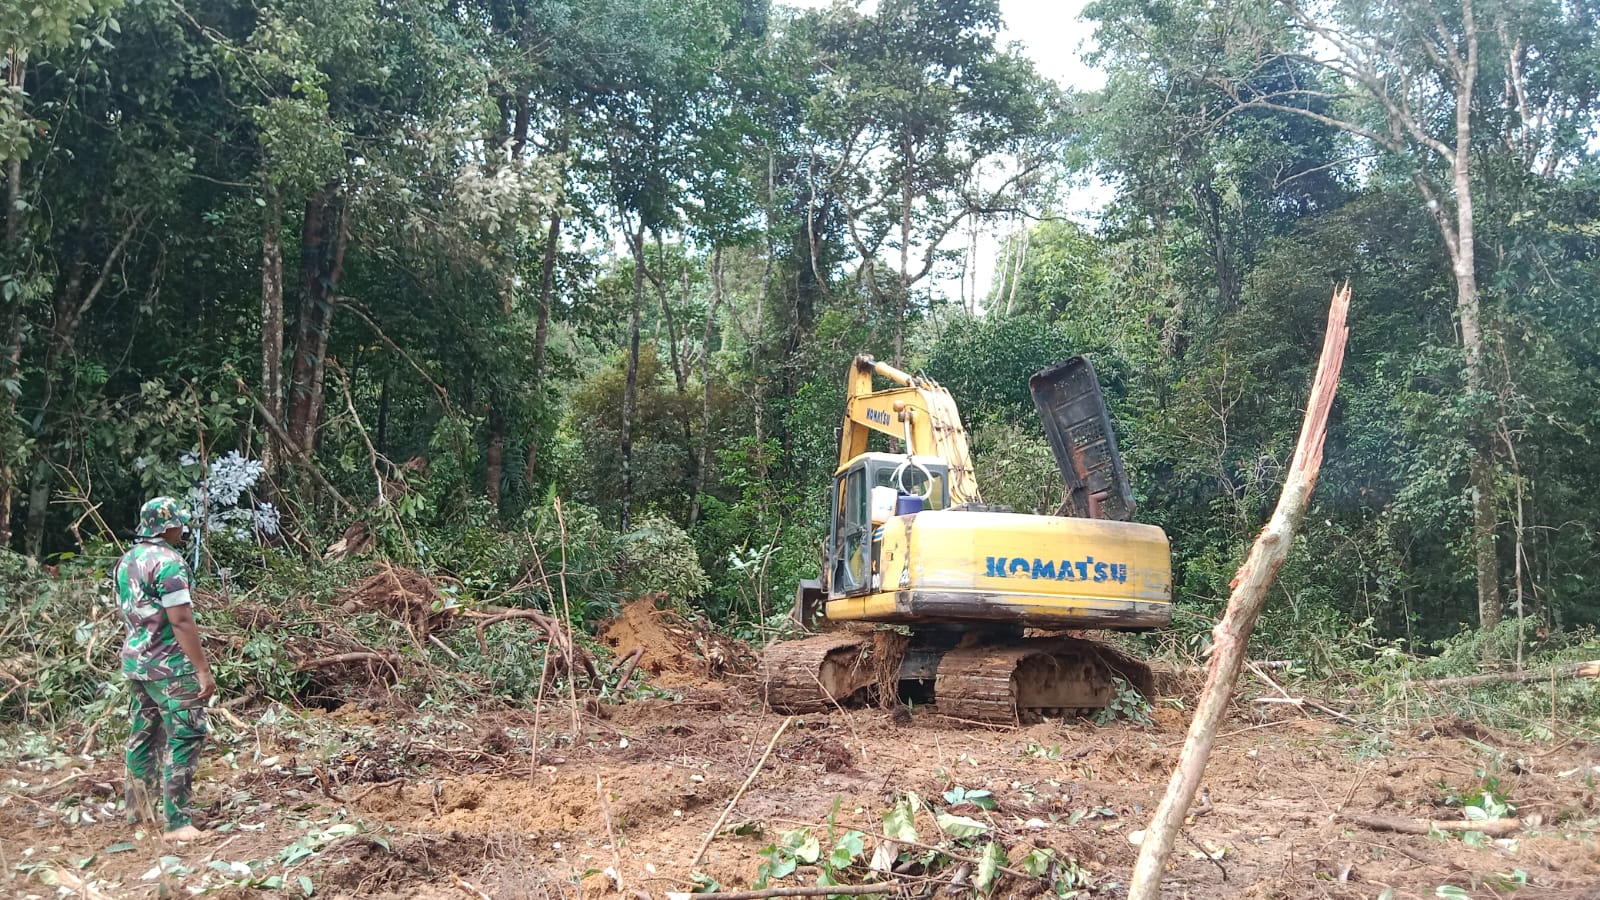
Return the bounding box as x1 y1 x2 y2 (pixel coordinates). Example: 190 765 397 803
828 465 873 598
1030 356 1137 521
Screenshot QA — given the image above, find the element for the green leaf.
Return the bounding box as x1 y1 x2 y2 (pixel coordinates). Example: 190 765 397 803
1435 887 1470 899
829 831 866 869
102 842 136 854
792 832 820 865
935 811 990 839
975 841 1006 894
1020 847 1055 877
883 800 919 843
299 875 315 895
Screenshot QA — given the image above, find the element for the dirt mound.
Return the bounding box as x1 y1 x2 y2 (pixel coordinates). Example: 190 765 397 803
598 595 754 686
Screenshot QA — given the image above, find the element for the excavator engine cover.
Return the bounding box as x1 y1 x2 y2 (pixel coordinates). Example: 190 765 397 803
1030 356 1137 521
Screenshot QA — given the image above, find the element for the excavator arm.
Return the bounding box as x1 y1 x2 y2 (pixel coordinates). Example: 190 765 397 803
840 355 981 505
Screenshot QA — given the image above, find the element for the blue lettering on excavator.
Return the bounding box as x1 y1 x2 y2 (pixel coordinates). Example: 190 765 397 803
866 408 892 425
983 555 1131 584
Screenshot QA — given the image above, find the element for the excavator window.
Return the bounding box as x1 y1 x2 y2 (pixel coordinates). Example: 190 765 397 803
832 467 871 595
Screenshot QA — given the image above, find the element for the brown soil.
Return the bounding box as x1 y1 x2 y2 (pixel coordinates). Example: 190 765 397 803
598 595 755 686
5 693 1600 899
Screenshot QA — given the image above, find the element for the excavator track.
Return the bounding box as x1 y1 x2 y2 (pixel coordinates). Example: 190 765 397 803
934 637 1154 725
758 632 876 713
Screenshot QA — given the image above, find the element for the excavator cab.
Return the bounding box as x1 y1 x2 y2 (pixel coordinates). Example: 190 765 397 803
828 453 950 598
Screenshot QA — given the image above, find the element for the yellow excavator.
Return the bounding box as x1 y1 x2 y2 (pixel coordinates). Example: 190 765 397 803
758 354 1172 724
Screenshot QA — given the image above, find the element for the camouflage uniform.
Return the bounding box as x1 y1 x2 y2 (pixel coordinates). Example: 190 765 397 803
116 497 208 830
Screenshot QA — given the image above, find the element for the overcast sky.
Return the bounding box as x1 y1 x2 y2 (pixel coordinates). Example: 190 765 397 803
780 0 1107 306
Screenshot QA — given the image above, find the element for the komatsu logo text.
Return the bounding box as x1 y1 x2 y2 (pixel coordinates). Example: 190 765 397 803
985 556 1129 583
866 408 892 425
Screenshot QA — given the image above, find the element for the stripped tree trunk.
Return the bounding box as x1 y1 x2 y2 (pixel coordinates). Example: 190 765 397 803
620 220 646 532
1127 283 1351 899
690 245 724 526
261 186 284 476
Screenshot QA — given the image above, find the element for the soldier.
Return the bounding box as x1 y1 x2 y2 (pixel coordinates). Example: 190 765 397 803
115 496 215 842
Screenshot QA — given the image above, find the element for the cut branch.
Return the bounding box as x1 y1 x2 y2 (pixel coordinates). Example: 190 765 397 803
1422 661 1600 689
1128 284 1351 899
668 885 897 900
1339 813 1520 838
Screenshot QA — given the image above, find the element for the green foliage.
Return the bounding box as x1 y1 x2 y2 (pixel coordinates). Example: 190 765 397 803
1093 677 1154 727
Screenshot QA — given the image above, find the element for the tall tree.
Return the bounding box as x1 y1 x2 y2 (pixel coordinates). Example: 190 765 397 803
1216 0 1600 655
804 0 1062 364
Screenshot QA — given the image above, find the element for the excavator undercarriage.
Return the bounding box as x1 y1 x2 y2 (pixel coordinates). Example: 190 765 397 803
758 627 1155 725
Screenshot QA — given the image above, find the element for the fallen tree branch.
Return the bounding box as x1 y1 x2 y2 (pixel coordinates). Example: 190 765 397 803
294 651 400 673
1421 661 1600 689
1247 660 1360 726
1339 813 1521 838
1129 284 1351 900
470 607 598 684
692 716 794 868
668 885 897 900
345 777 405 803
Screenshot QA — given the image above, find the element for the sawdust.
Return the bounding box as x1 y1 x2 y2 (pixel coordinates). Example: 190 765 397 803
597 594 754 686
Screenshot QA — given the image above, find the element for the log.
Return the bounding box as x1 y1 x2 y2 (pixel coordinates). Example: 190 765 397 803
1340 813 1521 838
1128 284 1352 900
294 651 399 672
1423 661 1600 689
666 885 897 900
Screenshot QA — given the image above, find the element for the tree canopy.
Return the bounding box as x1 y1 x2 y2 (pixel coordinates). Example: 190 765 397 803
3 0 1599 667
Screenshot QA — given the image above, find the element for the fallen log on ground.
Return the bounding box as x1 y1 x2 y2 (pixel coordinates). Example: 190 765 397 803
1339 813 1521 838
667 885 897 900
1422 661 1600 689
294 651 400 673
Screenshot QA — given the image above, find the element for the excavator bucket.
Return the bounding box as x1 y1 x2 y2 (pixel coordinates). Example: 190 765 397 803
1029 356 1137 521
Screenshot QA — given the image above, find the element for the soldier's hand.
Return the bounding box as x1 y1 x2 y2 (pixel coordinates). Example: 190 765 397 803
196 670 216 702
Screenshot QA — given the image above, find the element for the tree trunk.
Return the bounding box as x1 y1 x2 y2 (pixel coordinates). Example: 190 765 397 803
654 234 689 395
486 404 504 509
285 182 350 455
1446 6 1501 655
895 133 914 366
375 374 390 462
0 57 23 547
620 221 646 532
261 186 285 476
522 122 569 489
690 246 724 526
1128 285 1350 900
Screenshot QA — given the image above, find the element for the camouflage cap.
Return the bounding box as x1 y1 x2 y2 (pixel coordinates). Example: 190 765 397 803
136 496 194 539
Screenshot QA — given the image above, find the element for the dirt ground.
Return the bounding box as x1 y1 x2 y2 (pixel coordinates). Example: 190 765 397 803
4 678 1600 900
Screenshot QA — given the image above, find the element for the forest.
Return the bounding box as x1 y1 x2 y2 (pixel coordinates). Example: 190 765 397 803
3 0 1600 896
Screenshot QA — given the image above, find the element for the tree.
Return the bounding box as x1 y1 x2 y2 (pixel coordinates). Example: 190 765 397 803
1213 0 1600 657
804 0 1062 364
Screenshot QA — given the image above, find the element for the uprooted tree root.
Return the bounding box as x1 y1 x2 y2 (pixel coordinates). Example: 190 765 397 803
338 562 452 642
